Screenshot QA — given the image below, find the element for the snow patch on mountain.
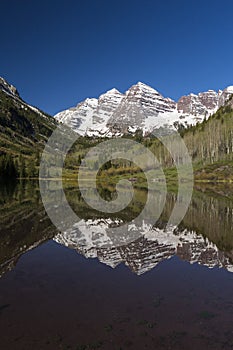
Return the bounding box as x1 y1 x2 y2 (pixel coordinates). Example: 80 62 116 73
55 82 233 137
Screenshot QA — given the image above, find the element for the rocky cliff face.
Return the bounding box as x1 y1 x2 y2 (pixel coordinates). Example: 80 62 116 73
106 82 177 134
0 77 19 98
177 90 219 117
177 87 233 117
55 82 233 136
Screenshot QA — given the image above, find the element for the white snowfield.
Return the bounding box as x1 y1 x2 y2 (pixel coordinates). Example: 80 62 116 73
54 82 233 136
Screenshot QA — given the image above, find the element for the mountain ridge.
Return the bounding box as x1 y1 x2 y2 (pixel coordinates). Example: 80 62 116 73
55 82 233 136
0 77 56 168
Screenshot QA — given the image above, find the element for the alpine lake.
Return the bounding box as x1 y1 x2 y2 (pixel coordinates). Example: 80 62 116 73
1 179 233 350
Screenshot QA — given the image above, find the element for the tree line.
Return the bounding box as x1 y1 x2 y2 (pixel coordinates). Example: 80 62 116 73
0 153 38 181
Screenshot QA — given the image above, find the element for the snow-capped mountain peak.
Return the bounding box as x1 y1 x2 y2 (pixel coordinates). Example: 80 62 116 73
54 83 233 137
225 86 233 93
130 81 160 92
102 87 121 95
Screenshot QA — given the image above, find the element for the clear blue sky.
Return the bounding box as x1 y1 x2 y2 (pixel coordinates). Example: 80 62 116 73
1 0 233 115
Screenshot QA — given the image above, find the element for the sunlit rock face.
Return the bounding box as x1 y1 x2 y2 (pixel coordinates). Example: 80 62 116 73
55 82 233 136
177 90 220 116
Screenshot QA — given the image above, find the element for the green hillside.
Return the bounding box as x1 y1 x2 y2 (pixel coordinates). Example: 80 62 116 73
181 96 233 180
0 90 56 157
0 84 57 179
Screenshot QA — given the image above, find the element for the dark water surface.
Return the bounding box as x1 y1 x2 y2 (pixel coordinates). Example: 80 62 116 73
1 181 233 349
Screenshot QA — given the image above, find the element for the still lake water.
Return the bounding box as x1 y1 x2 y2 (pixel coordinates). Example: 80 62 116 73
1 181 233 349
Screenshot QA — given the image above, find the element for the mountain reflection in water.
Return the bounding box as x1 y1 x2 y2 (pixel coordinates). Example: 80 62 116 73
2 181 233 349
1 181 233 277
